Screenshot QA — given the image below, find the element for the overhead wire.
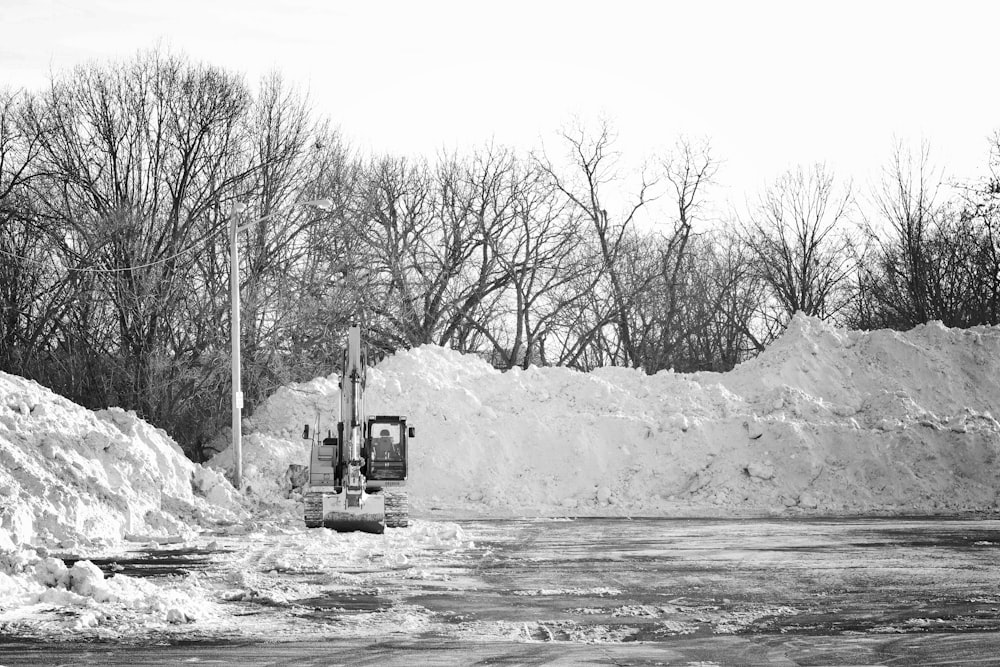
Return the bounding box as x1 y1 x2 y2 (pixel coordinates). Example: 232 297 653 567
1 203 327 274
1 217 234 274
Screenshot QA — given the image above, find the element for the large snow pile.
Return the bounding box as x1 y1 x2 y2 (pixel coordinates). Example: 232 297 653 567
0 372 245 550
219 315 1000 516
0 370 472 638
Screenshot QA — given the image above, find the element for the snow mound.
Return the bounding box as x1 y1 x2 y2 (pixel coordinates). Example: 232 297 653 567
221 315 1000 517
0 372 246 549
714 315 1000 421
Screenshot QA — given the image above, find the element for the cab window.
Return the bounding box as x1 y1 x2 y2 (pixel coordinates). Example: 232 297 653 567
370 423 402 461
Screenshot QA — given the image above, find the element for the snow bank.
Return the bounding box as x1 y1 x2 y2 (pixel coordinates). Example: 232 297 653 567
219 315 1000 516
0 372 245 549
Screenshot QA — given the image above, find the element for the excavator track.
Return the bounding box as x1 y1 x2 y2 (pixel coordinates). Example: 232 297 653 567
304 492 324 528
384 490 409 528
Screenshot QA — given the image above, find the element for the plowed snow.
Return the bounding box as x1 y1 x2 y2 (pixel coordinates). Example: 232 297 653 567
2 314 1000 637
218 314 1000 517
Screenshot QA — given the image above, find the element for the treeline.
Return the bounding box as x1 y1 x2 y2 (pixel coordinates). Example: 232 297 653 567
1 51 998 460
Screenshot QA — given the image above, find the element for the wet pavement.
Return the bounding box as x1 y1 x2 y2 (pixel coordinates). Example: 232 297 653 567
403 517 1000 646
5 516 1000 665
61 547 221 578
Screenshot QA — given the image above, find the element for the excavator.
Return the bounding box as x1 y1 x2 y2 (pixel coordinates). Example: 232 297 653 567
302 324 414 533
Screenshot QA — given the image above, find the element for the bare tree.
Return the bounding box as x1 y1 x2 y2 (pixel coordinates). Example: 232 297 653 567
868 143 942 325
629 137 720 371
702 232 779 366
8 50 282 459
489 165 587 369
278 125 361 374
536 120 655 368
740 163 854 324
434 147 521 349
0 87 67 374
853 140 1000 329
348 149 518 352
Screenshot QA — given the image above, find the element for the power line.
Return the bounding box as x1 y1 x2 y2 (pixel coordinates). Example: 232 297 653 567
1 201 324 274
0 223 226 274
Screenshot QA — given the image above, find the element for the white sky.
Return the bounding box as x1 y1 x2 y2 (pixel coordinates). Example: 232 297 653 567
2 0 998 208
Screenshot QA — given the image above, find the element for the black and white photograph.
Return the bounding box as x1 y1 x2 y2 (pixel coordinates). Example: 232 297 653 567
1 1 1000 664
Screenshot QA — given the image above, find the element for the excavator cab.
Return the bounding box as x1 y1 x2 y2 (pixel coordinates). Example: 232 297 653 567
366 416 414 481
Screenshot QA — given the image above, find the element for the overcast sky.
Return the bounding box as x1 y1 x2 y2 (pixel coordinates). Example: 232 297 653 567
3 0 998 207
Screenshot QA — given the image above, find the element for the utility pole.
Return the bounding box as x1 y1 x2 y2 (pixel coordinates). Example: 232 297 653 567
229 202 247 490
228 198 331 491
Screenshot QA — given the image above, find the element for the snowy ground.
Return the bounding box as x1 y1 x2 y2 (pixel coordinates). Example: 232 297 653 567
1 518 472 642
5 517 1000 666
1 314 1000 643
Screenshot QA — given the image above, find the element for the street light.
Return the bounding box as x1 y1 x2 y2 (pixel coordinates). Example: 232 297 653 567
229 198 334 490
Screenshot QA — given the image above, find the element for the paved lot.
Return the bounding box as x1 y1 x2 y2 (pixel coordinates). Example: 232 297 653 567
4 517 1000 665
